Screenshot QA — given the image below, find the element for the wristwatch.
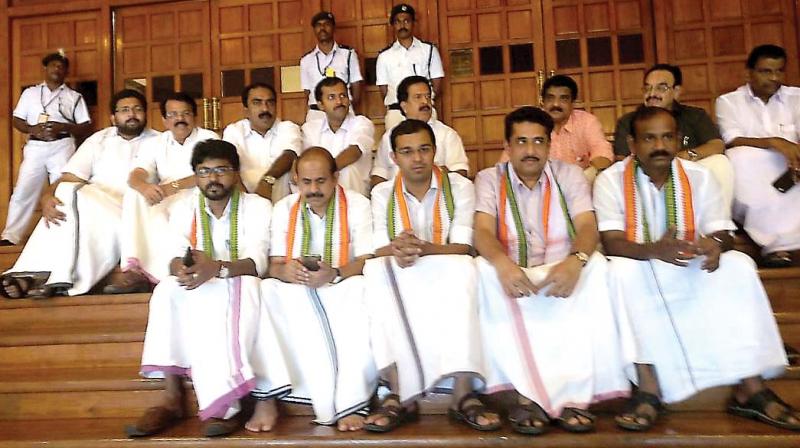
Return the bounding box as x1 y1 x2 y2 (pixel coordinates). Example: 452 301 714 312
687 149 699 161
262 175 277 185
331 267 343 284
170 180 180 191
217 262 230 279
571 251 589 266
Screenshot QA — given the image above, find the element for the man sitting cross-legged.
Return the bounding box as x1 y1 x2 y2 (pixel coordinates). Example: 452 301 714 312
2 89 159 298
126 139 290 438
594 106 796 432
474 106 634 435
363 119 500 433
256 147 378 432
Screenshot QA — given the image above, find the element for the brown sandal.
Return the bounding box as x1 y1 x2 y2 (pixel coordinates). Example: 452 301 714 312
125 406 184 437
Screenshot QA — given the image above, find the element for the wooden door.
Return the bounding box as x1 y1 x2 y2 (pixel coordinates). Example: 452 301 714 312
542 0 656 139
7 11 103 221
113 0 212 132
652 0 800 114
437 0 548 175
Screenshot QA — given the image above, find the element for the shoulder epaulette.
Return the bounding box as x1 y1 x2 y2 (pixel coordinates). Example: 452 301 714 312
378 43 394 54
301 48 316 58
419 39 438 48
338 43 352 50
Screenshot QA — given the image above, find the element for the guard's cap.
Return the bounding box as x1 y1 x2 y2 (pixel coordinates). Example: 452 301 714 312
390 3 415 24
311 11 335 27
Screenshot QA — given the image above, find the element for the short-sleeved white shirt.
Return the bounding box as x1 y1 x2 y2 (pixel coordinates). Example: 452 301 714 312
63 126 160 196
270 190 373 260
375 38 444 105
300 42 363 106
223 118 301 177
716 84 800 144
167 189 272 277
593 159 736 238
133 127 219 183
372 118 469 180
370 172 474 250
13 82 91 125
301 114 374 194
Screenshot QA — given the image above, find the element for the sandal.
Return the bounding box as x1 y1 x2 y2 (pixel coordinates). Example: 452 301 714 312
125 406 184 437
508 401 549 435
556 407 595 433
364 394 419 433
0 276 33 299
762 251 793 268
448 392 501 431
728 388 800 431
615 391 663 431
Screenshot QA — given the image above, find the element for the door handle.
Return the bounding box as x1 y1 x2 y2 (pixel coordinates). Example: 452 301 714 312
202 98 211 130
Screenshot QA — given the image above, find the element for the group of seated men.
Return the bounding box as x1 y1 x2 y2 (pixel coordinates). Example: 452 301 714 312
1 42 799 438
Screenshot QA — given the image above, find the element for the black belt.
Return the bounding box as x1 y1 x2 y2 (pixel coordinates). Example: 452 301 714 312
388 102 402 111
309 104 320 111
30 133 70 142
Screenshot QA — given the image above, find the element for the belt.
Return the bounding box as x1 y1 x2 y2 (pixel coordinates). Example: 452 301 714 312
309 104 320 111
30 133 70 142
388 102 402 111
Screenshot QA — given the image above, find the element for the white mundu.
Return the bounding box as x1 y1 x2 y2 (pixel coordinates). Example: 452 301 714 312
119 127 218 281
222 118 302 201
363 170 485 402
3 82 91 244
371 119 469 181
475 161 634 417
301 115 374 196
140 188 291 421
594 158 788 404
5 127 160 295
260 187 377 425
716 84 800 253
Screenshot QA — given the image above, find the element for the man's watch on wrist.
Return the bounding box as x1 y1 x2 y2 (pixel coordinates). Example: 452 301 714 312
217 262 230 279
687 149 699 161
262 175 277 185
331 267 343 284
170 180 180 192
571 251 589 266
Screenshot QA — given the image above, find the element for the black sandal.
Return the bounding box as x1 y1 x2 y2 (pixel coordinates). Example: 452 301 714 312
615 391 663 431
508 401 549 435
448 392 501 431
728 388 800 431
556 407 595 433
762 251 793 268
0 276 33 299
364 394 419 433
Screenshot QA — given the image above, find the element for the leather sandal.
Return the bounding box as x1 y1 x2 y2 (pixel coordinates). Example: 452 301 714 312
0 276 32 299
448 392 501 431
508 401 549 436
556 407 595 433
728 388 800 431
364 394 419 433
762 251 793 268
125 406 183 437
203 417 241 437
615 391 663 432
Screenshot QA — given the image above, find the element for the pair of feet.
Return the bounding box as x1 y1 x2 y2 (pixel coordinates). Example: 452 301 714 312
363 393 501 433
617 388 800 432
508 400 595 435
1 276 54 299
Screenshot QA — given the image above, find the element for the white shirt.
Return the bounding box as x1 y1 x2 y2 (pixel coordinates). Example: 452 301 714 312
134 127 219 183
168 189 272 277
372 119 470 180
270 190 373 260
716 84 800 144
222 118 302 189
370 172 475 250
13 82 91 125
300 42 363 106
593 160 736 238
375 37 444 105
63 126 161 196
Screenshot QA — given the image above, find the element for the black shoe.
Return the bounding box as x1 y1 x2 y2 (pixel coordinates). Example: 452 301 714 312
0 240 16 247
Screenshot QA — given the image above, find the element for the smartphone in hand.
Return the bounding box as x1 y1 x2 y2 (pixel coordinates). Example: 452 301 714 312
300 255 321 271
773 168 797 193
182 247 195 267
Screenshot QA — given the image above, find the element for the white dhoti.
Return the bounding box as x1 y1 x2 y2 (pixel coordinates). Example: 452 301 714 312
607 251 787 404
119 189 188 282
337 155 373 197
363 255 485 403
727 146 800 253
5 182 122 295
260 276 377 424
2 138 75 244
477 254 635 417
140 276 291 420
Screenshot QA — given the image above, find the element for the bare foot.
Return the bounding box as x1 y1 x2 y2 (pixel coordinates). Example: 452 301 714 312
337 413 365 432
2 277 30 299
245 399 278 432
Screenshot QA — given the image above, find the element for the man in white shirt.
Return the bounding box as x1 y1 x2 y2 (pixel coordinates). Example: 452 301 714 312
222 82 302 202
371 75 469 187
301 77 374 196
1 52 93 246
110 92 219 291
716 44 800 267
2 89 159 298
375 3 444 130
128 139 290 438
300 11 363 123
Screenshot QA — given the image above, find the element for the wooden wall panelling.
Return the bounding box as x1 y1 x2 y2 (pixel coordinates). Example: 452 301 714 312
438 0 547 176
651 0 800 118
0 0 10 224
542 0 656 139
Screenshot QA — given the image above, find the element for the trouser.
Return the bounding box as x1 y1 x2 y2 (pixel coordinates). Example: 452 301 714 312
2 138 75 243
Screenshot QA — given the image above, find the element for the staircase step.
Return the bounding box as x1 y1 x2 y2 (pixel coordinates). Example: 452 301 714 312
0 341 143 369
0 246 21 273
0 413 798 448
760 267 800 313
0 302 147 333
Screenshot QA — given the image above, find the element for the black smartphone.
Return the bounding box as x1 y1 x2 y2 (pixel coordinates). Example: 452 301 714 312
182 247 195 267
772 168 796 193
300 255 321 271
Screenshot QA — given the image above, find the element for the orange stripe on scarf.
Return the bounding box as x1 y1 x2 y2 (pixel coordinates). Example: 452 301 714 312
498 175 509 250
285 199 301 264
337 186 350 267
541 175 551 245
676 161 696 241
431 168 444 245
394 175 413 234
189 214 197 249
623 160 637 242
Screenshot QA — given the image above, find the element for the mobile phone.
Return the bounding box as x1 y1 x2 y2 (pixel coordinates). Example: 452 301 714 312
772 168 797 193
300 255 321 271
182 247 195 267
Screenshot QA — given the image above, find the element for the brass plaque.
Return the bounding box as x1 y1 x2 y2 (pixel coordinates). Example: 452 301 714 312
450 49 474 77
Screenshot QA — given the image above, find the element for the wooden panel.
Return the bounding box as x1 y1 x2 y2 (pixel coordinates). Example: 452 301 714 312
278 32 303 61
249 36 275 63
452 117 478 145
509 77 538 106
481 115 505 143
219 6 245 33
448 16 472 44
477 12 502 42
450 82 476 111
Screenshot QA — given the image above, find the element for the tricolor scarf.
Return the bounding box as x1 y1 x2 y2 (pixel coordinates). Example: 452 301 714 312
387 166 455 244
496 162 575 267
285 185 350 268
623 157 695 243
189 188 241 260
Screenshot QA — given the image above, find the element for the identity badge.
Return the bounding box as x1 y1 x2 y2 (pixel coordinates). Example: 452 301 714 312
325 67 336 77
37 113 50 124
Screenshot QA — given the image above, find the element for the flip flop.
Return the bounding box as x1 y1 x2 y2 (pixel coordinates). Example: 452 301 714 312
728 388 800 431
615 391 663 432
556 407 595 433
364 394 419 433
508 401 549 435
448 392 501 431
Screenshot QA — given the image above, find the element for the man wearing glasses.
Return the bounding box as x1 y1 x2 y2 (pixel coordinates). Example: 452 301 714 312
109 92 219 292
613 64 732 208
2 89 159 298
